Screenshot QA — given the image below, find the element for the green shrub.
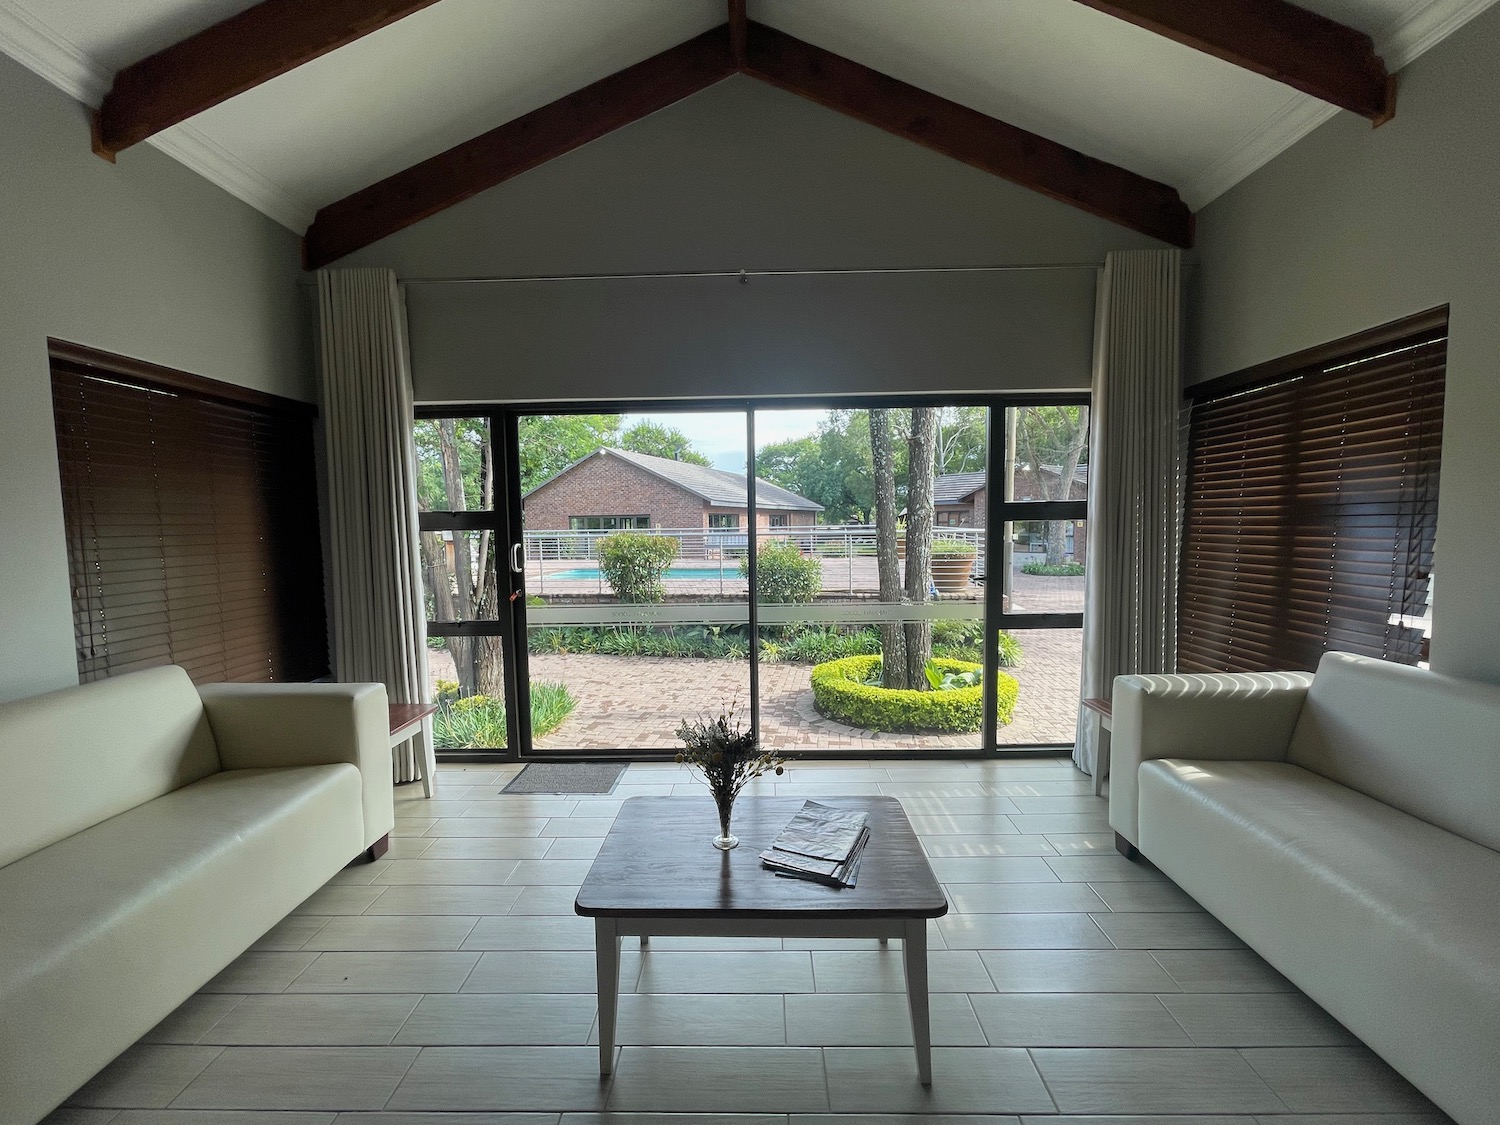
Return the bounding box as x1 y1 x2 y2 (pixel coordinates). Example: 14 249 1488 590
740 540 822 603
928 621 1023 667
596 532 679 603
1021 560 1085 576
431 681 577 749
931 539 979 556
810 654 1018 733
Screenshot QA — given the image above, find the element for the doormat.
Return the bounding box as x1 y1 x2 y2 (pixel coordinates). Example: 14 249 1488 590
501 762 629 795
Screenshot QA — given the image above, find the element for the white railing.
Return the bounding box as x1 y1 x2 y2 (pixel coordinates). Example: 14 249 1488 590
522 523 985 561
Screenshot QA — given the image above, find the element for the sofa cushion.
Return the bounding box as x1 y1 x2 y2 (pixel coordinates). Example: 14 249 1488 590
1287 651 1500 851
0 666 221 868
0 764 363 1125
1139 757 1500 1125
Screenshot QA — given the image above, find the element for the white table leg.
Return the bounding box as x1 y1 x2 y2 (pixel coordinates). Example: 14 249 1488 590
902 918 932 1085
419 716 438 798
595 917 620 1075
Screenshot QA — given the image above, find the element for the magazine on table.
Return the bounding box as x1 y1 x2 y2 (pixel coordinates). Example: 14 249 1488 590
759 800 871 887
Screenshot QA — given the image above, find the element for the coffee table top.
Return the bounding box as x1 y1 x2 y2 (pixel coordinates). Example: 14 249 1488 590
575 795 948 919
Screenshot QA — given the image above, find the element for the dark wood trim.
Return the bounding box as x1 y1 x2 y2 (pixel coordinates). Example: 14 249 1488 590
47 338 318 417
304 27 737 267
389 703 438 738
359 833 391 864
418 510 506 532
728 0 747 66
94 0 442 157
740 21 1192 248
1071 0 1395 124
1115 832 1140 861
1083 697 1113 721
1185 305 1450 403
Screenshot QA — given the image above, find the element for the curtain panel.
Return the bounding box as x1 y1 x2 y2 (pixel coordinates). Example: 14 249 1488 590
1075 249 1183 780
318 268 434 788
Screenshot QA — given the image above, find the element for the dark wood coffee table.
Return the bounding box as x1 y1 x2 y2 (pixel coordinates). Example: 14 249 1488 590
575 795 948 1083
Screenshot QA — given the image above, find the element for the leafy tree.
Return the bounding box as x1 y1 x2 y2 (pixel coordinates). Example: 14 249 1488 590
936 406 988 475
757 411 880 523
517 414 621 493
619 420 712 466
1014 405 1090 564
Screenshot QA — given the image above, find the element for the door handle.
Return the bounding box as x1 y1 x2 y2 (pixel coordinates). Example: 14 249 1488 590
511 543 524 573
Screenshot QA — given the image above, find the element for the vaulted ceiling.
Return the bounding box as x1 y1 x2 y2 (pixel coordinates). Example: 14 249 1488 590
2 0 1492 266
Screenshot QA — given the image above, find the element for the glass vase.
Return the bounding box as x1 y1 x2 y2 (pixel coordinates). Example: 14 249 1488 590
712 795 738 850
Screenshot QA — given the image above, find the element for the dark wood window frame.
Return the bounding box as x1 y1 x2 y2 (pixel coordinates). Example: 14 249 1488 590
1178 307 1446 674
50 340 328 685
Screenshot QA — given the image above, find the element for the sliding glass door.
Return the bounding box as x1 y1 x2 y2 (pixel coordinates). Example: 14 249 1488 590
415 394 1087 758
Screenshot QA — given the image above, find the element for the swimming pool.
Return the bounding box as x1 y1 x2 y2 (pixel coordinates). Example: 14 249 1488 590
546 565 741 581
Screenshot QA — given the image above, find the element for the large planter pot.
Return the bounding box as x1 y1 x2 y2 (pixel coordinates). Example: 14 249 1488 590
931 551 977 593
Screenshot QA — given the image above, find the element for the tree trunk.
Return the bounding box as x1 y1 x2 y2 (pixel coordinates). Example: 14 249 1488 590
438 419 479 694
904 407 938 688
870 409 908 689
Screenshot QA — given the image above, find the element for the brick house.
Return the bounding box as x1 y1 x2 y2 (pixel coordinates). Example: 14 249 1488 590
523 448 823 538
933 467 1088 563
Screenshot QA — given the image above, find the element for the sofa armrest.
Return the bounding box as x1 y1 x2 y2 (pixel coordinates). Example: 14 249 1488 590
198 682 395 850
1109 670 1313 849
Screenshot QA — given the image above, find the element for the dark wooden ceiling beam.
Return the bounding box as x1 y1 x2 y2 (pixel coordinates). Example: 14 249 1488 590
740 21 1192 248
94 0 443 159
729 0 748 67
304 27 736 268
1071 0 1395 123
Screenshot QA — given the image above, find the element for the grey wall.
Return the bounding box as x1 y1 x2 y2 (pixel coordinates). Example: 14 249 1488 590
0 53 313 703
344 76 1166 401
1190 5 1500 684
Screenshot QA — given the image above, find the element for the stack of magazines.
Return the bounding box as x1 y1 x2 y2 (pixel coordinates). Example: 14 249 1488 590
759 800 871 888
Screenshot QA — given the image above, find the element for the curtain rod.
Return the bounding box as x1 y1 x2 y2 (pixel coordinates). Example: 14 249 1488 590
396 262 1102 285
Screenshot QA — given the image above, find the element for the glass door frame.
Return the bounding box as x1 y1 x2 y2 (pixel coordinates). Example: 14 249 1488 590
418 392 1088 761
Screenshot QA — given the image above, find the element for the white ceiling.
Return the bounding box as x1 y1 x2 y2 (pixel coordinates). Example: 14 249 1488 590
1 0 1493 236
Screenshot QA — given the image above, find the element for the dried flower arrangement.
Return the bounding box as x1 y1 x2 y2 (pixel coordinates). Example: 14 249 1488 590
675 702 788 850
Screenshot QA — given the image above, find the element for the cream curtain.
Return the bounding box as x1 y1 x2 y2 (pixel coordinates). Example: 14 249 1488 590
1075 249 1183 781
317 268 433 788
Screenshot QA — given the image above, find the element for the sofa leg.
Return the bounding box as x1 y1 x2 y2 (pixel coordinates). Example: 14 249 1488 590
1114 832 1140 861
359 834 390 864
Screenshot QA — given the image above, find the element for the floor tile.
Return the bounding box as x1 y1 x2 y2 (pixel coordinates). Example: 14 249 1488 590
38 1110 120 1125
893 796 1023 816
607 1047 827 1112
811 950 993 993
506 860 598 885
285 952 480 994
360 885 525 916
1091 912 1245 949
970 993 1191 1046
394 994 598 1045
201 953 319 994
1042 831 1119 853
1008 814 1111 834
785 993 985 1046
632 951 814 994
1045 855 1169 882
598 993 786 1045
302 916 480 952
196 994 421 1046
430 818 548 837
1030 1048 1286 1114
383 837 437 860
910 815 1022 836
141 995 246 1044
1160 992 1358 1047
171 1047 419 1110
979 949 1181 993
462 800 579 818
371 861 522 886
823 1047 1054 1114
1087 881 1205 912
922 836 1058 857
1007 795 1107 814
568 1116 784 1125
251 915 333 951
340 1115 552 1125
464 950 635 994
69 1046 224 1109
462 915 597 950
112 1112 337 1125
943 883 1106 913
1149 950 1296 993
937 913 1111 950
420 838 556 860
508 886 584 915
1240 1047 1440 1113
794 1116 1021 1125
386 1047 609 1111
927 857 1060 883
540 837 605 859
539 819 618 837
293 887 389 916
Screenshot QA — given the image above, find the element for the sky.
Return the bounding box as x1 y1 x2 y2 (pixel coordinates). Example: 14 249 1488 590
621 409 830 472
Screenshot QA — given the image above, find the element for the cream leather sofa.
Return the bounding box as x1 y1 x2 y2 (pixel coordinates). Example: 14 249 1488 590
0 665 395 1125
1109 651 1500 1125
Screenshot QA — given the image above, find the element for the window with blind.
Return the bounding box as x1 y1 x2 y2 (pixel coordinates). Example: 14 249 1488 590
50 342 329 685
1178 309 1446 674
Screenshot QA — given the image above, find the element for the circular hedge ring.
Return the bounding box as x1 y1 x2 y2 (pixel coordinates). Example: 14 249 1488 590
810 655 1018 733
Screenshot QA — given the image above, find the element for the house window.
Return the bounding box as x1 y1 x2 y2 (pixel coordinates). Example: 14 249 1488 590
51 343 328 684
708 514 740 529
569 516 649 530
1178 310 1446 673
768 513 789 527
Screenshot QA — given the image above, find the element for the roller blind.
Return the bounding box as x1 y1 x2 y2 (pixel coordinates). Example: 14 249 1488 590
1177 323 1445 674
51 352 329 685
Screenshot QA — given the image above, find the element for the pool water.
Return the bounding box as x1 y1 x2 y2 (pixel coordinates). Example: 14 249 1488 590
546 565 740 581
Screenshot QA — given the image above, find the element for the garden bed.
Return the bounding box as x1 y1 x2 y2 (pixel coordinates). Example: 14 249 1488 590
810 654 1019 733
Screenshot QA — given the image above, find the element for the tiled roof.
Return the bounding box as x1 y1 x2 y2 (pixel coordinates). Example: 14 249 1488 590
933 472 987 504
532 448 823 511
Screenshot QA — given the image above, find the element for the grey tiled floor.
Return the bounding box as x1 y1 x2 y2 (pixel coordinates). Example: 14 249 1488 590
55 758 1454 1125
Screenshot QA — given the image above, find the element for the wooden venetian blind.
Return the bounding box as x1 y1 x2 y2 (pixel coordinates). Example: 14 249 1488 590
1178 315 1445 674
51 346 329 685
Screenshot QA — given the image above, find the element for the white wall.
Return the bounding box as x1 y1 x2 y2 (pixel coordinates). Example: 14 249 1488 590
1189 5 1500 683
343 76 1167 401
0 53 313 703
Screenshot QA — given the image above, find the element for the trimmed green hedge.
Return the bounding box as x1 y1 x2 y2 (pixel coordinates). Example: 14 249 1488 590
810 655 1018 733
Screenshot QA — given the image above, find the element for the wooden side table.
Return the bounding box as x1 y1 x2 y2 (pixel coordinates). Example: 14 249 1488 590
1082 697 1113 797
388 703 439 798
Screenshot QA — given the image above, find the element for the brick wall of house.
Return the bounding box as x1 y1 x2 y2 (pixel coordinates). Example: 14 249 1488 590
524 454 706 531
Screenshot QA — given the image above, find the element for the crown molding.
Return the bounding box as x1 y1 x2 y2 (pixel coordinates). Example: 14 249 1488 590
0 0 310 232
1377 0 1499 70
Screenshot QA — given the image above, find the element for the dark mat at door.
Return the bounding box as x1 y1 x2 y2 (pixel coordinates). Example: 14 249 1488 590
502 762 629 795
